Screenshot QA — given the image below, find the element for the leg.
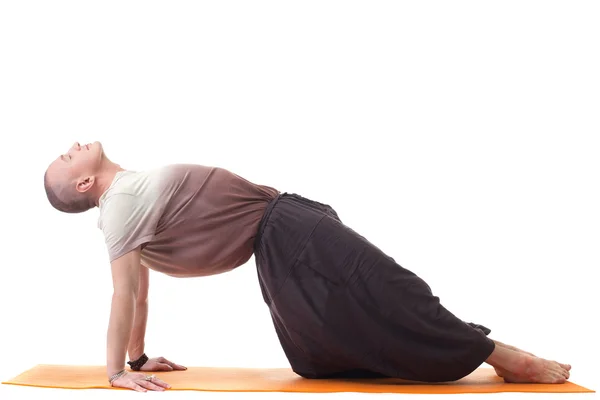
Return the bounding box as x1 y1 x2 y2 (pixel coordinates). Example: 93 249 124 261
255 194 571 383
256 194 493 381
485 342 571 383
491 340 535 377
280 211 499 382
493 339 536 357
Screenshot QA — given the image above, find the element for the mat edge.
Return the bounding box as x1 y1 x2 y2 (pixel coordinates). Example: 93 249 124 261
1 382 594 394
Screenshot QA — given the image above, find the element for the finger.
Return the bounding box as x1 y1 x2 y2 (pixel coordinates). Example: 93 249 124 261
148 376 171 389
173 362 187 370
144 376 171 389
113 375 145 392
131 383 147 392
161 358 187 370
156 363 173 371
141 362 172 372
138 380 166 392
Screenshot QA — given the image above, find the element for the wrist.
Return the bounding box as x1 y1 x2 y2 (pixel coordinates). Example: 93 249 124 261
127 352 149 371
108 369 127 385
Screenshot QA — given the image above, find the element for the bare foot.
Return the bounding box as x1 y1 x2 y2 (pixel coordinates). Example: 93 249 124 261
486 344 570 384
491 341 529 378
492 340 571 377
493 365 564 384
512 356 570 383
499 369 532 383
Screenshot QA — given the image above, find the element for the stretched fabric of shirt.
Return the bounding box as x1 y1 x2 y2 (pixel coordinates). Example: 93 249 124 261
97 164 279 277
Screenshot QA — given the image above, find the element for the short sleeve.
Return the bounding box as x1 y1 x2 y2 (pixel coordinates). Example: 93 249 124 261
99 193 159 262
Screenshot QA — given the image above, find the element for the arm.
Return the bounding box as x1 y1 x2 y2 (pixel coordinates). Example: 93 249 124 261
107 247 142 378
109 254 186 381
126 265 187 373
128 265 149 361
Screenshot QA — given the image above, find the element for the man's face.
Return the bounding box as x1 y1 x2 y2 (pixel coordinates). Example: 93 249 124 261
47 141 105 189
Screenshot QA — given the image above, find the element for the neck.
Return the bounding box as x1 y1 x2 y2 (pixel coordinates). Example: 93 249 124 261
92 159 126 207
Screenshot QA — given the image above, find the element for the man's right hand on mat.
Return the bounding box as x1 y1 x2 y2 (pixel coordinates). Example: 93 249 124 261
112 371 171 392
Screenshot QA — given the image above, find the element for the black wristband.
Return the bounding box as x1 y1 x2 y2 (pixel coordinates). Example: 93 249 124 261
127 353 149 371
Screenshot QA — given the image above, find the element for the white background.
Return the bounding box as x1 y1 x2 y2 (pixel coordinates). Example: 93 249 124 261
1 1 598 399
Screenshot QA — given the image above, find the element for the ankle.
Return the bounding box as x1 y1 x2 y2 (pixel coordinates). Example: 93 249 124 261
521 354 539 378
486 343 528 373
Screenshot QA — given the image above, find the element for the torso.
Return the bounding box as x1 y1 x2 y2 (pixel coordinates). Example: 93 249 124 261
98 164 279 277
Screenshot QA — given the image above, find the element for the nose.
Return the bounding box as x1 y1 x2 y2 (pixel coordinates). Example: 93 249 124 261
71 142 81 151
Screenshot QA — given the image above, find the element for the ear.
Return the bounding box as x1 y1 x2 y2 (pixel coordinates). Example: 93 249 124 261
76 176 95 194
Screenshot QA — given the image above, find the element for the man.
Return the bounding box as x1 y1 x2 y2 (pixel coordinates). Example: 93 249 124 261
43 141 571 392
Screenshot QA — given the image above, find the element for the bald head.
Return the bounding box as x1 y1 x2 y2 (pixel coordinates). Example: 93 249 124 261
43 141 123 214
44 167 95 213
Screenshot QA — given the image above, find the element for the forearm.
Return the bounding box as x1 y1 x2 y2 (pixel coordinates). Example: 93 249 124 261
128 299 148 360
107 291 137 377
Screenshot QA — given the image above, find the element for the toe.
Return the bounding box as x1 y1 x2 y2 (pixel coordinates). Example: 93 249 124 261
552 372 566 384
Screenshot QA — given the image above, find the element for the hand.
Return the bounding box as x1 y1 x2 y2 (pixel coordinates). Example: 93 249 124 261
141 356 187 372
112 371 171 392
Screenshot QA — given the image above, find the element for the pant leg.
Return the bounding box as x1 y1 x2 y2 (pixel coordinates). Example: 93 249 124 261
293 210 496 381
255 193 495 382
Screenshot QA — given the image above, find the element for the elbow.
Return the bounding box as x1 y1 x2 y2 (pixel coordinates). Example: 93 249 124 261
136 297 148 308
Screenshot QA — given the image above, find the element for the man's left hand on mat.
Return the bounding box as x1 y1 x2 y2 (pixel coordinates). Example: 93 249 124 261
141 356 187 372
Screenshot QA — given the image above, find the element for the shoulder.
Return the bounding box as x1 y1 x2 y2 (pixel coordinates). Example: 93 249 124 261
97 193 136 232
97 170 156 230
99 168 166 205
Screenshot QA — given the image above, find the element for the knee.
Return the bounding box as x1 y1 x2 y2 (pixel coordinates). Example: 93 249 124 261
420 369 470 383
293 369 320 379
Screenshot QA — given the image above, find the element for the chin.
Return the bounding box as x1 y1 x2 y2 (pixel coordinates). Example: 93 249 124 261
93 141 104 155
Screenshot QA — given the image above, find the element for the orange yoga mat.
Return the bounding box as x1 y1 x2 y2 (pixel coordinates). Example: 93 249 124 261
2 365 594 394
